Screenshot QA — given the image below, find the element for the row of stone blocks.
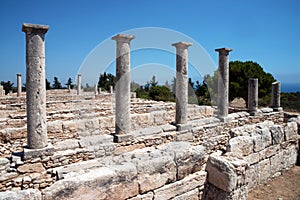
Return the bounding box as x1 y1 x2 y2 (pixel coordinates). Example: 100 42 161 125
204 119 299 200
0 111 298 199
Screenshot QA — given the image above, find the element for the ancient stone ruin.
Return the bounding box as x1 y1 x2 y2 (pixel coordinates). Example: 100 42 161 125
0 23 299 200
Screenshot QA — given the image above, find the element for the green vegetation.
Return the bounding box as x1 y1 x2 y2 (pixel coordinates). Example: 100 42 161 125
229 61 276 106
97 72 116 92
0 60 299 111
281 92 300 112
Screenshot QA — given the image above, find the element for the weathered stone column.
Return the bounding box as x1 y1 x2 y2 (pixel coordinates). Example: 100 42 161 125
215 48 232 121
94 84 98 95
17 73 22 97
110 85 113 94
112 34 135 142
271 81 282 111
0 86 3 97
248 78 258 114
22 23 48 149
77 74 81 95
172 42 192 128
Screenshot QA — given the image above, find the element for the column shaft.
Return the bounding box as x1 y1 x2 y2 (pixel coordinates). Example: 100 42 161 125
271 81 282 111
248 78 258 113
22 23 49 149
112 34 135 135
172 42 192 124
17 74 22 97
215 48 232 120
77 74 81 95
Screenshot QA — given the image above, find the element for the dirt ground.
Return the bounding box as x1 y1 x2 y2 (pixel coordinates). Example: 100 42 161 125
248 165 300 200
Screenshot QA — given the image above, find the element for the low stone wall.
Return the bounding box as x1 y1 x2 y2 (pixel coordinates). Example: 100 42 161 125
204 120 299 199
0 99 298 199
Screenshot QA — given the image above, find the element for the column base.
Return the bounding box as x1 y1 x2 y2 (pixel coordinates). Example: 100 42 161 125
113 134 133 143
23 143 54 160
218 116 232 123
175 123 192 131
272 107 283 112
248 110 261 116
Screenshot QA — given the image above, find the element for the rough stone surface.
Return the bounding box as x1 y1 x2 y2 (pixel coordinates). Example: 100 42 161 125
22 23 48 149
216 48 232 118
0 189 41 200
172 42 192 125
112 34 135 136
153 171 206 200
248 78 258 113
227 136 253 156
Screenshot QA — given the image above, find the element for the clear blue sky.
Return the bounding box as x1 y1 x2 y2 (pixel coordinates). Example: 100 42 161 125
0 0 299 88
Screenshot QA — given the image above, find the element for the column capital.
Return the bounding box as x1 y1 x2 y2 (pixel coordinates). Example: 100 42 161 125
172 41 193 49
22 23 49 34
111 34 135 42
215 47 232 54
17 73 22 76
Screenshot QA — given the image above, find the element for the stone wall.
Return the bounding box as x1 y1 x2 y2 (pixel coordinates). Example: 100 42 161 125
204 120 299 199
0 92 299 199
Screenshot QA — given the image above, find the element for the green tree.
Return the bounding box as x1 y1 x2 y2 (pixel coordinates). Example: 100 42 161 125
52 77 62 89
229 61 275 105
65 77 74 89
150 76 158 87
98 72 116 91
45 79 51 90
0 81 14 95
149 85 174 101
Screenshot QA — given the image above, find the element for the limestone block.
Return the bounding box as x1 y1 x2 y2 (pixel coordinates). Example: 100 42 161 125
284 122 298 141
258 159 271 183
172 188 199 200
54 139 79 151
17 163 45 174
245 163 260 189
270 150 284 175
158 142 207 180
43 163 138 200
269 125 284 144
258 144 279 160
79 135 113 148
135 154 176 193
257 127 272 148
227 136 253 156
283 146 297 168
153 171 206 200
244 152 259 165
150 110 168 125
206 154 248 192
0 189 41 200
128 191 153 200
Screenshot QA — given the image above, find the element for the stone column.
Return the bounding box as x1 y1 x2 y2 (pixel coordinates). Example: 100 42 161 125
98 87 101 94
94 84 98 95
77 74 81 95
17 74 22 97
110 85 113 94
112 34 135 142
22 23 48 149
0 86 3 97
271 81 282 111
172 42 192 128
248 78 258 114
215 48 232 121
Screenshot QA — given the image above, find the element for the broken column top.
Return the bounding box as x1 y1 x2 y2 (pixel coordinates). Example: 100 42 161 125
111 34 135 42
272 81 280 85
172 41 193 49
22 23 49 34
215 47 232 53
